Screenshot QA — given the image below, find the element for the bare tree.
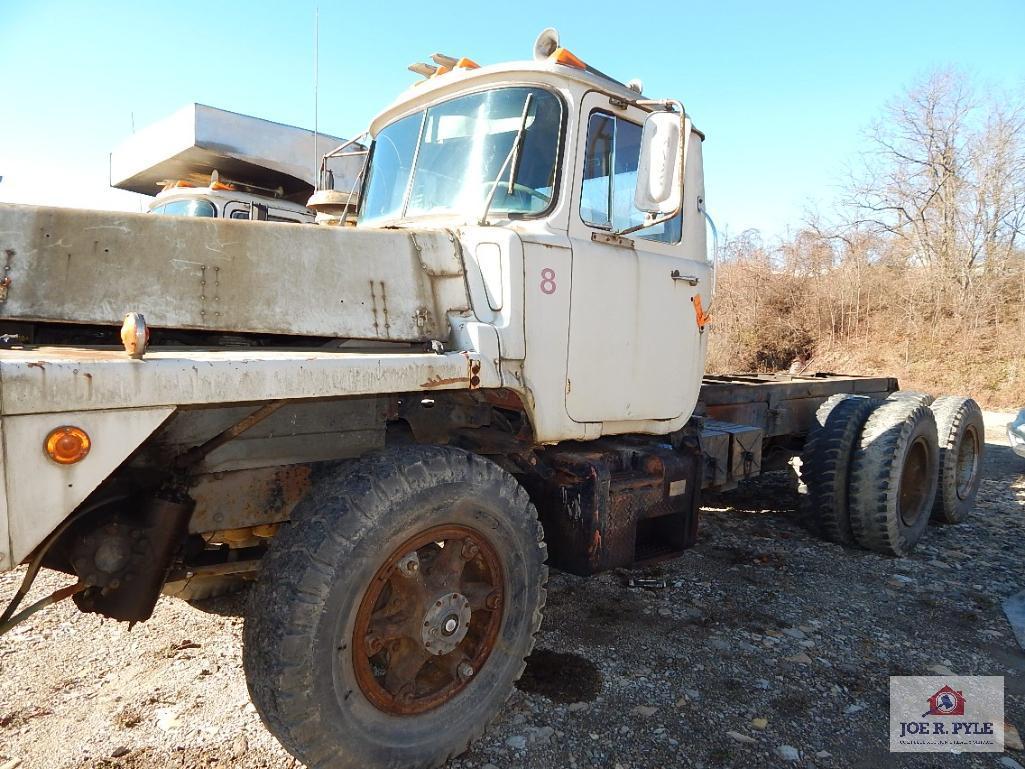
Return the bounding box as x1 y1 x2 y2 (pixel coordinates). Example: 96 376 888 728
845 70 1025 312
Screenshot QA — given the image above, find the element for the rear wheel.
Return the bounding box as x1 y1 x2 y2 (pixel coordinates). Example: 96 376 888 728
929 396 984 524
799 394 880 544
243 446 547 769
849 400 939 556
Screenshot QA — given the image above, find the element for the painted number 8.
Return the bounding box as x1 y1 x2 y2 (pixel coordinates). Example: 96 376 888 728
540 267 557 295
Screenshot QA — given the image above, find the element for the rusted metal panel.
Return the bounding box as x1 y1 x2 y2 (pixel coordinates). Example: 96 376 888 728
155 399 387 473
0 204 467 342
0 348 495 416
189 465 312 533
698 373 897 438
526 440 701 577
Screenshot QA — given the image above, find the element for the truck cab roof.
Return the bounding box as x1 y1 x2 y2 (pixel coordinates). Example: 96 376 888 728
369 54 659 136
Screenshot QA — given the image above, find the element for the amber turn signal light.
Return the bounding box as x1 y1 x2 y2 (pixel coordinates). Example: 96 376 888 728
44 426 91 465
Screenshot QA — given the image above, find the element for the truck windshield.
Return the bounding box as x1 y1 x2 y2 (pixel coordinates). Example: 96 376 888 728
359 87 562 226
150 199 217 217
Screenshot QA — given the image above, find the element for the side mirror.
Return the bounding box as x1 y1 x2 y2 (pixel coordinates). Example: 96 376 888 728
249 202 269 221
634 110 684 215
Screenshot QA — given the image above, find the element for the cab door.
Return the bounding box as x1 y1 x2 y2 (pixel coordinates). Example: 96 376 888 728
565 93 708 425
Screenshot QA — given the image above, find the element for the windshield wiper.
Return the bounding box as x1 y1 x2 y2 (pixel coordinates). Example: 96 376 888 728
478 92 534 225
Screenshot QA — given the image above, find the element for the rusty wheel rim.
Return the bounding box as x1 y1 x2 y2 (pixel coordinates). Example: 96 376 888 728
899 437 931 527
955 425 980 500
352 524 505 715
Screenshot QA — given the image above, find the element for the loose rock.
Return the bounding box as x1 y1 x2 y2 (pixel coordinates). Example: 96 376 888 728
726 731 757 745
777 745 800 761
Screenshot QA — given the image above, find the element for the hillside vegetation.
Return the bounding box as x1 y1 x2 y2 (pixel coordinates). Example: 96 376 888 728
706 70 1025 409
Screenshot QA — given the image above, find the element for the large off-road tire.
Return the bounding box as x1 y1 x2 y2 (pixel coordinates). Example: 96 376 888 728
929 395 984 524
799 394 880 544
849 399 939 556
243 446 548 769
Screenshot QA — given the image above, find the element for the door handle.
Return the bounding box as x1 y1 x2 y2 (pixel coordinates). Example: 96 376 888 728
671 269 699 286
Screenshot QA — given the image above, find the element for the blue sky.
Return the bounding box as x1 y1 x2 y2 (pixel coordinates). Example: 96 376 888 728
2 0 1023 238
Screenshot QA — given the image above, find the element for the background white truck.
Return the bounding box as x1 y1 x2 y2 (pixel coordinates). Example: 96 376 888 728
0 29 983 769
110 103 364 223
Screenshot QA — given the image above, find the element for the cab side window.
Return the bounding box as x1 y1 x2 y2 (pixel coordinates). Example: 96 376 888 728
579 112 681 244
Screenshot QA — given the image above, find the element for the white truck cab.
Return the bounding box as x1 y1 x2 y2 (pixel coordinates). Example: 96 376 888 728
148 181 315 224
351 35 711 442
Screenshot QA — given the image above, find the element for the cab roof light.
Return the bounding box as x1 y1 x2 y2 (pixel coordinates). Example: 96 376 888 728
411 53 479 82
409 62 438 77
157 179 196 191
549 47 586 70
431 53 458 68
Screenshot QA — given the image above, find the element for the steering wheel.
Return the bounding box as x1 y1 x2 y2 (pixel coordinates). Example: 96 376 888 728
482 180 551 204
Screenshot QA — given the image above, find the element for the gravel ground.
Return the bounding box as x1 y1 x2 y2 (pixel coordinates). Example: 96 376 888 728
1 412 1022 769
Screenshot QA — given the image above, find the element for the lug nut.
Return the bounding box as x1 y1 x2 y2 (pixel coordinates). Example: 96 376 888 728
397 551 420 577
457 662 474 680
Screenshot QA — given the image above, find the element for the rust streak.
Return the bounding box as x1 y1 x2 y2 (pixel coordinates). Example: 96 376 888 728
420 375 465 389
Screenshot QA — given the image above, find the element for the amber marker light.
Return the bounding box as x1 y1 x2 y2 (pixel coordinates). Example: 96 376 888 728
44 426 91 465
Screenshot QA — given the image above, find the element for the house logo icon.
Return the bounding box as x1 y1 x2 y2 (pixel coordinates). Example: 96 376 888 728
921 685 966 717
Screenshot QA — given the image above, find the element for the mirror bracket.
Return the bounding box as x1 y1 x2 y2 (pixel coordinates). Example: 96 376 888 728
592 231 635 249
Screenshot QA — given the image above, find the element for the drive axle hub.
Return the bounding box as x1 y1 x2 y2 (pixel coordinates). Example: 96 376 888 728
421 592 471 655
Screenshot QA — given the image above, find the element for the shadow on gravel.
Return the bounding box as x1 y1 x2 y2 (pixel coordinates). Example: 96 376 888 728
983 441 1022 481
178 588 250 618
515 648 601 703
